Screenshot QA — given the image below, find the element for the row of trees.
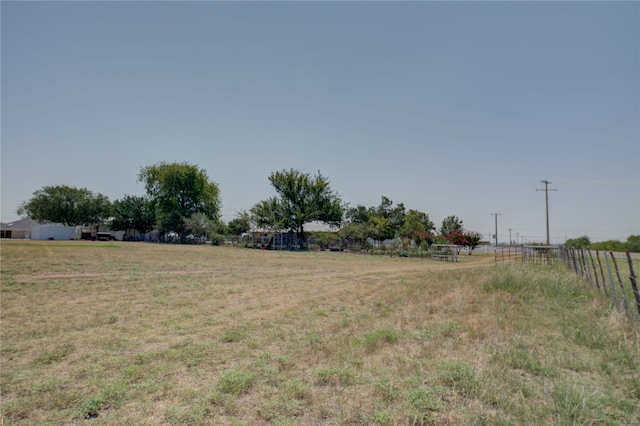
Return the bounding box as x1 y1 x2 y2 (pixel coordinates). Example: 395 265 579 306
18 162 223 242
336 196 481 253
17 162 481 250
564 235 640 253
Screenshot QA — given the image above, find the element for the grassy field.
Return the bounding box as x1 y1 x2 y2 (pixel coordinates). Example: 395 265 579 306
1 240 638 425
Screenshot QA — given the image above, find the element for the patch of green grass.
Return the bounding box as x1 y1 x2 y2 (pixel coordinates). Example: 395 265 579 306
303 330 323 346
209 389 240 416
98 243 120 248
276 354 295 372
372 409 394 426
437 320 463 337
373 299 392 318
2 397 33 421
404 386 443 422
258 394 304 421
373 377 401 403
163 405 208 425
34 343 75 365
165 340 218 367
78 395 104 419
312 308 328 317
99 377 128 407
221 325 248 343
216 369 255 395
484 267 530 294
364 328 399 352
435 360 478 397
493 338 558 377
552 382 590 425
313 366 356 386
285 379 312 401
569 319 611 350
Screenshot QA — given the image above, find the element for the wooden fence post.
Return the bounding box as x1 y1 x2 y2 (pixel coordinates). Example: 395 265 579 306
588 250 600 290
625 252 640 317
577 249 584 277
581 249 589 277
596 250 608 296
609 252 629 313
582 249 594 288
603 252 619 307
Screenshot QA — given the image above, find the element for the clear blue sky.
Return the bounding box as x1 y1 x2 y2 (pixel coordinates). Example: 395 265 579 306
2 1 638 244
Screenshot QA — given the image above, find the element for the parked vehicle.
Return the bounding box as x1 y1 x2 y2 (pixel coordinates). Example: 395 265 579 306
96 232 115 241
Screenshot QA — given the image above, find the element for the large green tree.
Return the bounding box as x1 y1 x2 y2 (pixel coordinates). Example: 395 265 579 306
345 197 407 240
627 235 640 253
338 222 371 250
251 169 343 249
345 204 371 225
182 213 226 244
138 162 221 242
227 210 252 236
400 209 435 242
17 185 111 227
369 216 394 241
110 195 157 238
440 215 464 236
375 196 406 232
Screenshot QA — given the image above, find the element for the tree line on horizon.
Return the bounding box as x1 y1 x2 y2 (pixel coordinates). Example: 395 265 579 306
564 235 640 253
17 161 483 251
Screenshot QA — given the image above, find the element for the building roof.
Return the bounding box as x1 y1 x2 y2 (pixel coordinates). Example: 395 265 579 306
0 218 73 231
1 218 40 231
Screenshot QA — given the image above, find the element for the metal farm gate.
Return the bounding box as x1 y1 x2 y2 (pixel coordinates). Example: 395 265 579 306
495 246 560 264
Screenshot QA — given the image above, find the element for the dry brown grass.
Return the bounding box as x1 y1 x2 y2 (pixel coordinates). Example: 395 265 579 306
1 240 638 425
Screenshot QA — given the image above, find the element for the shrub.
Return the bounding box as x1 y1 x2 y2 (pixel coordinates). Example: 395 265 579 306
211 233 226 246
79 396 104 419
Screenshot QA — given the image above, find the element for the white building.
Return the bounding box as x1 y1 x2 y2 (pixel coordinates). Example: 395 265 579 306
1 218 77 240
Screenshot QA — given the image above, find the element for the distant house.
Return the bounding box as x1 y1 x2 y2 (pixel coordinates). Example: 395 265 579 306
0 218 76 240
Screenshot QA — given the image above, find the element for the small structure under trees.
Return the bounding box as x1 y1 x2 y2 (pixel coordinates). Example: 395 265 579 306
522 245 559 264
430 244 460 262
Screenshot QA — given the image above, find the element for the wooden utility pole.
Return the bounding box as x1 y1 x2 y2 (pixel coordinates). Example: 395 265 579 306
490 213 502 246
537 180 557 245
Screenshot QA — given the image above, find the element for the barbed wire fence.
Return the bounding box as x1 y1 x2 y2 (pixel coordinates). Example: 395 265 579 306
559 247 640 322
